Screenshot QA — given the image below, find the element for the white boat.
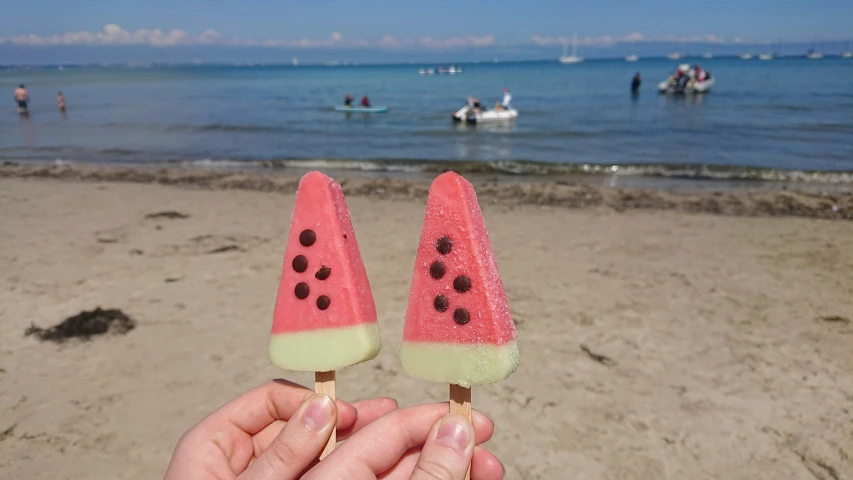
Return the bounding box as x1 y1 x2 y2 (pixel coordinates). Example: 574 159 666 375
758 53 775 60
657 64 714 94
739 52 754 60
842 52 853 59
559 34 583 64
418 68 426 75
624 54 639 63
806 39 824 59
666 52 683 60
701 52 714 59
452 102 518 124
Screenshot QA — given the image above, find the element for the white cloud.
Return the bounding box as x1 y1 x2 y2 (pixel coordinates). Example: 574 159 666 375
419 35 495 48
532 32 731 46
9 24 215 47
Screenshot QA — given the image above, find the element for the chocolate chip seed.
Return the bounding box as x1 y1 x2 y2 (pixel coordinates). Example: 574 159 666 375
294 282 310 299
292 255 308 273
433 295 449 312
316 295 331 310
453 308 471 325
429 261 446 279
453 275 472 293
299 229 316 247
315 266 331 280
436 236 452 255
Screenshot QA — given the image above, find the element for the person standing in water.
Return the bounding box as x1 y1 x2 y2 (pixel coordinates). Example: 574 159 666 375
631 73 641 93
57 92 66 112
14 84 29 114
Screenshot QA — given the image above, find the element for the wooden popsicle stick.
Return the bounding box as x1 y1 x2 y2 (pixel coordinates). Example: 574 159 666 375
315 370 336 460
449 384 472 480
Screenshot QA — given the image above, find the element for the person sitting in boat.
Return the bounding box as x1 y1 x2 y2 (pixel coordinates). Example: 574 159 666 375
467 96 483 113
344 94 353 107
495 88 512 111
694 65 707 83
361 95 371 107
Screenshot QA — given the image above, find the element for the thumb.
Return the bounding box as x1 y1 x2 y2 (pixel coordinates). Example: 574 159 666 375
409 414 474 480
239 393 336 480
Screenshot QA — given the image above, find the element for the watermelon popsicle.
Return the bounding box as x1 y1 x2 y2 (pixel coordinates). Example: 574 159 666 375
401 171 519 387
269 171 380 458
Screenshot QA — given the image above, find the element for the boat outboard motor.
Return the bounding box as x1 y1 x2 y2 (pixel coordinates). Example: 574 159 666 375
676 74 690 92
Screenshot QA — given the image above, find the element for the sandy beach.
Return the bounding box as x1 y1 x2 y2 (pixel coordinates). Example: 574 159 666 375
1 167 851 479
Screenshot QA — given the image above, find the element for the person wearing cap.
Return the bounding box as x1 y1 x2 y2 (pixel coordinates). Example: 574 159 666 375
495 88 512 111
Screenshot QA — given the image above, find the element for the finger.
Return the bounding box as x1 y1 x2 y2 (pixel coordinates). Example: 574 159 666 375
252 397 397 453
338 397 399 440
408 414 473 479
379 447 503 480
303 403 494 479
239 393 336 480
470 447 505 480
205 379 357 436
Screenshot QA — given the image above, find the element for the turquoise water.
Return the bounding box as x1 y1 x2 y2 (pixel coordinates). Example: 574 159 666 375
1 58 852 183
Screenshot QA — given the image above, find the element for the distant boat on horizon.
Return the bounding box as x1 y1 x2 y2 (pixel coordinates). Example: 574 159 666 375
739 51 754 60
667 41 685 60
806 38 824 59
701 52 714 59
559 33 583 64
758 53 775 60
624 54 639 63
841 41 852 58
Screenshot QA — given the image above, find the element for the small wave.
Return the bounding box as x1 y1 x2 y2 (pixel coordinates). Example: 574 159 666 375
194 124 284 133
176 158 853 184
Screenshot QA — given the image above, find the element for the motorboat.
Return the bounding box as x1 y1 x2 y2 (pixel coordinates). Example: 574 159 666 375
658 64 714 94
452 101 518 124
739 52 754 60
624 54 639 63
758 53 775 60
559 34 583 64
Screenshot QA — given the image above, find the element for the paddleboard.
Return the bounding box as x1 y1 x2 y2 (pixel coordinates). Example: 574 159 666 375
334 106 389 113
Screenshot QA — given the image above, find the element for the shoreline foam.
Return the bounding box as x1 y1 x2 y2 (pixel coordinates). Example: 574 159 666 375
2 163 851 220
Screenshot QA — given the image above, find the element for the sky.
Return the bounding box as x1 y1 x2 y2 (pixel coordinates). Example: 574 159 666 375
1 0 851 63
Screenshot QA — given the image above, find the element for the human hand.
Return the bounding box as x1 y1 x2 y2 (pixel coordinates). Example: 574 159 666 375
302 403 505 480
164 379 397 480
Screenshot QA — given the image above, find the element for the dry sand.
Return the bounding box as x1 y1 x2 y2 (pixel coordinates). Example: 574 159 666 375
1 171 851 479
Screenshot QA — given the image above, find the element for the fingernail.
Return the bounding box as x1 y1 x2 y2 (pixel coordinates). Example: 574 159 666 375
302 394 334 430
436 414 472 453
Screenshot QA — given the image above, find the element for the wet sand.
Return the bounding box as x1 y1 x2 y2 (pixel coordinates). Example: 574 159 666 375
0 169 851 479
